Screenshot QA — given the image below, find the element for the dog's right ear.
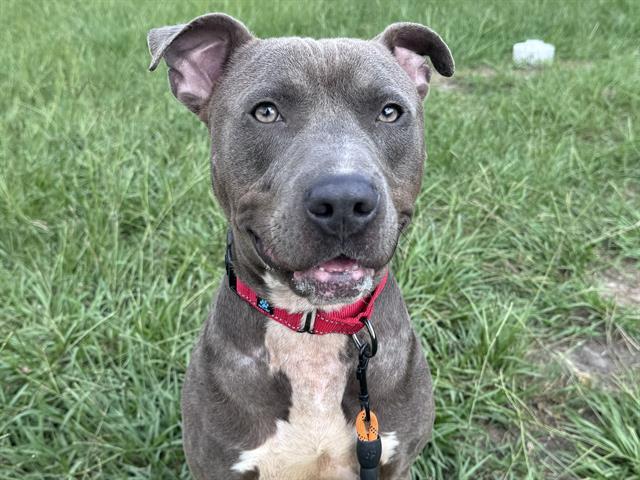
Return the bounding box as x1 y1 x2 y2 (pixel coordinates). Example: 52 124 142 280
147 13 253 122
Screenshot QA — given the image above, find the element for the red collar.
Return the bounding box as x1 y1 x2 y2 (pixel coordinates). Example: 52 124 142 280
225 239 388 335
231 271 388 335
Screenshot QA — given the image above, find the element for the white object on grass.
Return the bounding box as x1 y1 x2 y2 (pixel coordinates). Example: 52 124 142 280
513 39 555 66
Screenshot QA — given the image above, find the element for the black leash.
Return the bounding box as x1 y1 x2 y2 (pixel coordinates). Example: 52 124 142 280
353 320 382 480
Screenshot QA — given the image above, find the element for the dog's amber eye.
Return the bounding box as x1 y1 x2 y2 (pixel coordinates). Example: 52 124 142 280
378 104 402 123
253 102 280 123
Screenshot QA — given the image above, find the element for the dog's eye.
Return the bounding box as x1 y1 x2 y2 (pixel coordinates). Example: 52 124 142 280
252 102 281 123
378 104 402 123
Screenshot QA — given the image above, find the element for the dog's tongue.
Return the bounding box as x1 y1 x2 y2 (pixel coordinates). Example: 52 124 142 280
293 257 371 282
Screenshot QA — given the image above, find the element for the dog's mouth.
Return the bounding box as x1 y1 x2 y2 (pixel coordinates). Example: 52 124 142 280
292 256 375 303
249 230 376 303
293 256 372 282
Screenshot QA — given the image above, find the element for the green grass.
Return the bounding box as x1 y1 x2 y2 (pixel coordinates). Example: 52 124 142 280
1 0 639 478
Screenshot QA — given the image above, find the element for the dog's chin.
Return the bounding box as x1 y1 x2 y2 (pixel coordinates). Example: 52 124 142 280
291 257 375 305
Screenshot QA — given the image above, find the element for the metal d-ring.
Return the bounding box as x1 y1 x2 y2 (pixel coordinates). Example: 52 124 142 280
351 317 377 358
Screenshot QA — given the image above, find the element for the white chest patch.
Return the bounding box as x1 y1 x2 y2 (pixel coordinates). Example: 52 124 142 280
231 322 397 479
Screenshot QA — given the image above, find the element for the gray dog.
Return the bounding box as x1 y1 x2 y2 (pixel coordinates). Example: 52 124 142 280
147 13 453 480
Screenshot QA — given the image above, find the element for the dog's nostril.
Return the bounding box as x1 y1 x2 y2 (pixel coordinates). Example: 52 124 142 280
310 203 333 218
354 201 374 216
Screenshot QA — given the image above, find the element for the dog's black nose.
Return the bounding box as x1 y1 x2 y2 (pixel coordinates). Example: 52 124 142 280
304 174 380 238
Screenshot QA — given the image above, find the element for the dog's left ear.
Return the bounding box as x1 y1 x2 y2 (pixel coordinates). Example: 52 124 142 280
375 23 454 99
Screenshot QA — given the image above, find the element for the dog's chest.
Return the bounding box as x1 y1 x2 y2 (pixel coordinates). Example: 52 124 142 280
232 322 357 480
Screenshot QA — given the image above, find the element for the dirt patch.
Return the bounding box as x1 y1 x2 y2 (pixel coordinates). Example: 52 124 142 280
429 60 597 93
429 72 464 92
478 402 576 478
562 336 640 388
534 429 577 480
428 63 541 92
429 65 498 92
529 324 640 390
598 262 640 308
482 420 516 445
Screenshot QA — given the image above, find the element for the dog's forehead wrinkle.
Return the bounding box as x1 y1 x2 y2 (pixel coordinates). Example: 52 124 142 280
234 37 399 98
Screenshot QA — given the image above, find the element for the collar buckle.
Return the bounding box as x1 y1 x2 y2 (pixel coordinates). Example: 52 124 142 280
351 317 377 358
297 309 317 333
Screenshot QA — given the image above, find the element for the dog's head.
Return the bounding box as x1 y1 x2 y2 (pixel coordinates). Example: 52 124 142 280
148 14 454 310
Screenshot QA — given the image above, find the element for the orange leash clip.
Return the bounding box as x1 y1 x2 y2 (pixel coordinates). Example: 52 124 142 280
355 409 379 442
355 409 382 480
